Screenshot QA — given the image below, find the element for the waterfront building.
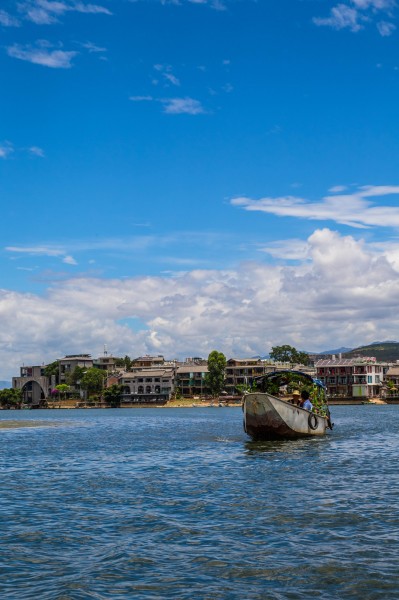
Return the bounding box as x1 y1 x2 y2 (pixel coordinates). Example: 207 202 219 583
118 368 175 404
12 365 50 407
315 357 389 399
131 355 166 369
93 355 119 373
175 365 209 397
58 354 94 383
224 358 275 395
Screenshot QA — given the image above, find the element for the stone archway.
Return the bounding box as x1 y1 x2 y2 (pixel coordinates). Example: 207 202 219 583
21 380 46 407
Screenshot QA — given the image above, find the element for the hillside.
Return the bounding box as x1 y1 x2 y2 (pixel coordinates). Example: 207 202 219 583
343 342 399 362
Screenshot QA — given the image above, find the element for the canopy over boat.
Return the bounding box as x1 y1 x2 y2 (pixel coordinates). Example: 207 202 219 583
243 369 333 440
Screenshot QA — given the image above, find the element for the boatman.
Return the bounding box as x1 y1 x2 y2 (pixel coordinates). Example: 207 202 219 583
290 390 301 405
300 390 313 411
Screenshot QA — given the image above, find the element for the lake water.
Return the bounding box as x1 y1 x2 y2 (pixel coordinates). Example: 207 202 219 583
0 405 398 599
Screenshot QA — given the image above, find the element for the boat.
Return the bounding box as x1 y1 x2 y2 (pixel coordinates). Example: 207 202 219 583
242 370 333 440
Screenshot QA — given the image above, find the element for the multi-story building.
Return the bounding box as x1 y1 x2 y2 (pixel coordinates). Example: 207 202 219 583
224 358 275 395
175 365 209 397
131 355 166 369
58 354 94 383
315 358 389 399
93 355 119 373
12 365 50 406
118 368 175 404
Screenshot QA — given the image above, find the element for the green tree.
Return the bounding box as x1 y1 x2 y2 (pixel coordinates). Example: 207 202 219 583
44 360 59 384
66 366 86 387
103 384 123 408
55 384 69 400
270 345 310 366
0 388 23 409
205 351 227 398
80 368 106 396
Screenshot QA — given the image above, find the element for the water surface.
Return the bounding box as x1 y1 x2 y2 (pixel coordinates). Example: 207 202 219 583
0 405 398 599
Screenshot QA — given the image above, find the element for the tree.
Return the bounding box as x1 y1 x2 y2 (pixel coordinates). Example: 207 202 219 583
0 388 22 409
270 345 310 366
103 384 123 408
44 361 60 385
114 355 132 370
80 368 106 396
55 384 69 400
205 351 226 398
66 366 86 387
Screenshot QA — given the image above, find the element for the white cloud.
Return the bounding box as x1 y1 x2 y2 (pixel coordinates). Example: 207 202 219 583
259 239 310 261
28 146 45 157
18 0 112 24
0 142 14 159
63 255 78 265
313 4 365 32
80 41 107 53
6 245 77 266
6 42 78 68
0 9 21 26
377 20 396 35
2 228 399 379
231 185 399 229
161 97 206 114
313 0 397 35
6 245 66 256
130 95 206 114
153 64 181 86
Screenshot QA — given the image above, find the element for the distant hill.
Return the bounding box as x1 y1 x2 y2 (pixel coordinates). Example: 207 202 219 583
343 342 399 362
318 347 353 355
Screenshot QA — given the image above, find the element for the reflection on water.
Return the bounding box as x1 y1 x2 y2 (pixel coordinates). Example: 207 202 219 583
0 406 399 599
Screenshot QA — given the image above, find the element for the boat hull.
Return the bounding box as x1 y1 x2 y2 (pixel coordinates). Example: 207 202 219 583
243 393 328 440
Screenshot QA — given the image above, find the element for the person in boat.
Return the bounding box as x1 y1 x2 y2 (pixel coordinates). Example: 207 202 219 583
299 390 313 411
290 390 301 405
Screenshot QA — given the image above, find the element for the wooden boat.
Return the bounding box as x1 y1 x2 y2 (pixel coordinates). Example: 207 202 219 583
243 370 333 440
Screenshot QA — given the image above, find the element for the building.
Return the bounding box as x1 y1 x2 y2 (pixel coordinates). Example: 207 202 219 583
131 355 166 369
315 358 389 399
58 354 94 383
224 358 274 395
93 355 119 373
118 367 175 404
12 365 50 406
175 365 209 397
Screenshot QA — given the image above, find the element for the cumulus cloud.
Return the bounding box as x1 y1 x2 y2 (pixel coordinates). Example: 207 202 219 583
2 228 399 379
313 0 397 35
231 185 399 229
6 41 78 68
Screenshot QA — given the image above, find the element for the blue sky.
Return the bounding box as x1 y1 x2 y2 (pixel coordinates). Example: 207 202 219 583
1 0 399 379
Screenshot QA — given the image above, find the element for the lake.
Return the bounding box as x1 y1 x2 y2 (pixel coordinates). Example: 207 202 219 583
0 405 398 599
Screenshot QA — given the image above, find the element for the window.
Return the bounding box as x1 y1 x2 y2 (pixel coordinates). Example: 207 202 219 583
367 376 372 383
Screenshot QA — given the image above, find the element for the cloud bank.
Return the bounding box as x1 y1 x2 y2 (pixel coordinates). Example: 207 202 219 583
2 228 399 379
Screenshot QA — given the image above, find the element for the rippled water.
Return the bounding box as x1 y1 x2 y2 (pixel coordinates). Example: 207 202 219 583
1 405 399 599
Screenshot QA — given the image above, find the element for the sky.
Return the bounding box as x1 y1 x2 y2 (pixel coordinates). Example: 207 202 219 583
1 0 399 380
